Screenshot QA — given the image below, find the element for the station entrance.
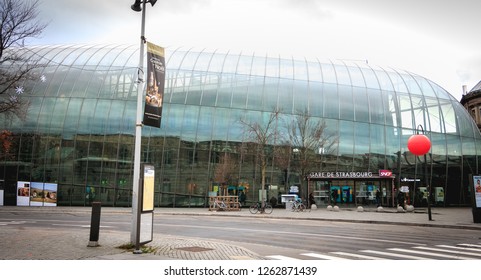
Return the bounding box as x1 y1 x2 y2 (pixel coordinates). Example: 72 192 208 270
307 171 395 207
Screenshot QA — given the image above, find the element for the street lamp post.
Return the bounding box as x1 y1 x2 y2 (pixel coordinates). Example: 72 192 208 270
130 0 157 245
407 125 432 221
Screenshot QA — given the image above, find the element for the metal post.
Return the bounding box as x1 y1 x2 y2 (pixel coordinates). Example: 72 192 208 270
417 125 432 221
88 202 101 247
131 0 147 244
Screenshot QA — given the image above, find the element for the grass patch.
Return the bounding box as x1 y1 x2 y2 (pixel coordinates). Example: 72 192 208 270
117 243 157 254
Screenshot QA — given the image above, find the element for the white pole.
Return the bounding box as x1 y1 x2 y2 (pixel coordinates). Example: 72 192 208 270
131 0 147 244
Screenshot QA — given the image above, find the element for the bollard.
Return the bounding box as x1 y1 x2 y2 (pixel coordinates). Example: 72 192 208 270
88 201 101 247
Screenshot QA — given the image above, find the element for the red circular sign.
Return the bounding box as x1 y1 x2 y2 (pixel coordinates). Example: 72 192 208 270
407 134 431 156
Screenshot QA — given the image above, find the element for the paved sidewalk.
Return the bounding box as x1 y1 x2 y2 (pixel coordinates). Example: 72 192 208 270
1 205 480 260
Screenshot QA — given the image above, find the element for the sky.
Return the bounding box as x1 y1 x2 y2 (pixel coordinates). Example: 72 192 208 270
28 0 481 101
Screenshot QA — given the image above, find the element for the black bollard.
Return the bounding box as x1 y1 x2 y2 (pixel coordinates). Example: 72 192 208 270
88 201 101 247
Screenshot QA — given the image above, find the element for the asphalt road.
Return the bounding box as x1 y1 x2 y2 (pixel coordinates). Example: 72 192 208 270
2 210 481 260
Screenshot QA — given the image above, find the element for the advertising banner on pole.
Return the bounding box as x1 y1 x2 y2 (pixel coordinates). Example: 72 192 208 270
143 41 165 128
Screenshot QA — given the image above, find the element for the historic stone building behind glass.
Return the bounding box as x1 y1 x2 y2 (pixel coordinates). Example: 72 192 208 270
461 81 481 132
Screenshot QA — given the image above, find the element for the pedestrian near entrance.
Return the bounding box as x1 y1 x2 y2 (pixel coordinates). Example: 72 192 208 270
397 191 405 208
376 189 382 207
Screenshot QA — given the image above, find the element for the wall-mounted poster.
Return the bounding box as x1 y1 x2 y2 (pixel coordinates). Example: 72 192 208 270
17 181 30 206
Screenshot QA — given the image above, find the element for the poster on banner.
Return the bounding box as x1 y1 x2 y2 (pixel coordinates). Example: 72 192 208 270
143 41 165 128
474 175 481 208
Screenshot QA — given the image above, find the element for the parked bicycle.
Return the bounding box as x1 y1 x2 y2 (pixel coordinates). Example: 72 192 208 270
291 199 307 212
213 199 227 211
249 201 273 214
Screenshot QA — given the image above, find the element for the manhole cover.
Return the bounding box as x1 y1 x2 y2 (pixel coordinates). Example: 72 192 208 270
177 246 214 252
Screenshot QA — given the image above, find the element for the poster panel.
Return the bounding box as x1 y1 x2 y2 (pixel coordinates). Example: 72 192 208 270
142 164 155 212
143 41 165 128
17 181 30 206
139 212 153 245
43 183 58 206
30 182 45 206
474 175 481 208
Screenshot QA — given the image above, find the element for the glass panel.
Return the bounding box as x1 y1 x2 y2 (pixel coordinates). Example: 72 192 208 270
293 79 308 113
37 97 56 132
372 67 394 92
216 73 234 107
247 76 265 111
353 87 369 122
309 81 323 117
323 83 339 119
439 102 457 134
333 64 351 86
265 57 279 78
306 61 322 82
398 93 413 129
354 122 370 155
339 120 354 156
77 99 97 133
346 65 365 88
91 99 111 135
62 98 82 138
181 105 200 142
277 79 293 113
359 65 380 90
231 74 249 109
264 77 279 109
196 107 215 141
293 59 308 81
339 85 354 121
387 70 409 93
425 98 442 133
49 98 69 134
320 62 337 84
368 89 384 125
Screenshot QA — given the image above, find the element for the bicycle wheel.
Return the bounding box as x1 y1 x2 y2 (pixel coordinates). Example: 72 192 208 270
299 203 306 212
264 204 273 214
249 204 259 214
290 203 297 212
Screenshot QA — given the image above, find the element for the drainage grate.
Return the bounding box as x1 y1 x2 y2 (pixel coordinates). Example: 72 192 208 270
177 246 214 252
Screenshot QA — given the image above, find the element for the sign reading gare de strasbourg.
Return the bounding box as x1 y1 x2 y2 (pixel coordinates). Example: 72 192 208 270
308 170 393 179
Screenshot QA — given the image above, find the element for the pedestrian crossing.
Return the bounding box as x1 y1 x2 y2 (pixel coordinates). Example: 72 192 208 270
266 243 481 260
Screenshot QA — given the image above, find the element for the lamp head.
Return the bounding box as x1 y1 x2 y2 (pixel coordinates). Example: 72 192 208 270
131 0 157 12
131 0 142 12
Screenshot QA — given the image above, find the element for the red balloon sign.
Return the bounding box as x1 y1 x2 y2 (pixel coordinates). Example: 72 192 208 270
407 134 431 156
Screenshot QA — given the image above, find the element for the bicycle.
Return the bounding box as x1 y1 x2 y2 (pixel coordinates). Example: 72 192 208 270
212 199 227 211
291 199 306 212
249 201 273 214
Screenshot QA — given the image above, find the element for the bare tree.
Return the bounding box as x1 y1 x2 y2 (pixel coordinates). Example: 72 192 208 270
239 108 281 209
213 152 238 195
0 0 47 119
282 108 338 201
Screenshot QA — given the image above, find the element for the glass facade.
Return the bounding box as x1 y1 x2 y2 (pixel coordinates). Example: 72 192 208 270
1 44 480 207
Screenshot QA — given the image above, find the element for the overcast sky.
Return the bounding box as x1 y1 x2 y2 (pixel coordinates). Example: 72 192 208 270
29 0 481 101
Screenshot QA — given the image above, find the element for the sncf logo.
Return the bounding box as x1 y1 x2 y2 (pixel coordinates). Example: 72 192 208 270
379 170 392 177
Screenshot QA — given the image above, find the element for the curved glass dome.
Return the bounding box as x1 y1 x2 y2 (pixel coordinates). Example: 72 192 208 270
1 44 479 207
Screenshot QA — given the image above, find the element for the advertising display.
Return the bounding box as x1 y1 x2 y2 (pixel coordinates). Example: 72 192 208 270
474 175 481 208
17 181 30 206
16 181 58 207
143 41 165 128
